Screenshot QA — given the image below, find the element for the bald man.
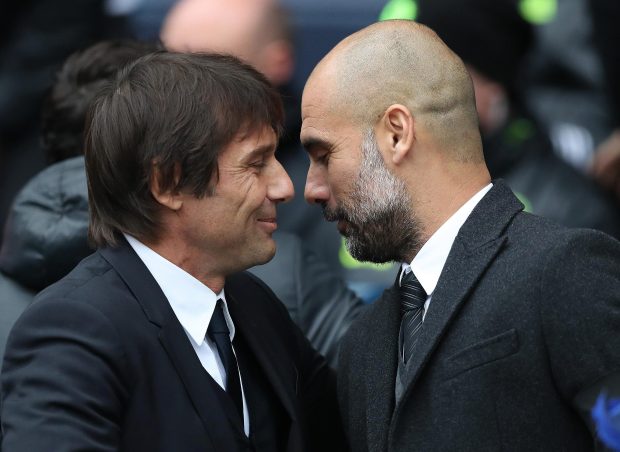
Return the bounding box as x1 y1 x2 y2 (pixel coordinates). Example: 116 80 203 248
301 20 620 451
161 0 293 86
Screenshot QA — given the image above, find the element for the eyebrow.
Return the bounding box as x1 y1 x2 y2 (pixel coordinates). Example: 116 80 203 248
244 144 276 160
301 136 333 152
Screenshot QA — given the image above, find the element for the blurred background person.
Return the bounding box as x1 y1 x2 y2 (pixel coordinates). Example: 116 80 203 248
521 0 611 173
589 0 620 201
0 0 113 244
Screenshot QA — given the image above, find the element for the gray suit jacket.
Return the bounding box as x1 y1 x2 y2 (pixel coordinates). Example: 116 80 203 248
338 181 620 451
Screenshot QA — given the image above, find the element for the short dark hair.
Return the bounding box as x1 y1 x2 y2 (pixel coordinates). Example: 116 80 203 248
84 51 284 247
41 40 160 164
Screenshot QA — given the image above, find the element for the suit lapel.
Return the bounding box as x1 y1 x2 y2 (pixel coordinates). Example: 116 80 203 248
365 284 402 452
225 288 297 423
99 239 243 449
392 181 523 421
158 321 246 444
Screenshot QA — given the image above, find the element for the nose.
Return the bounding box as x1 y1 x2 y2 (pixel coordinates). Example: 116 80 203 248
267 159 294 203
304 163 330 205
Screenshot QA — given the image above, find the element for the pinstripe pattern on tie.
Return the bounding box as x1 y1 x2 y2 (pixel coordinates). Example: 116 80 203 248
399 270 427 365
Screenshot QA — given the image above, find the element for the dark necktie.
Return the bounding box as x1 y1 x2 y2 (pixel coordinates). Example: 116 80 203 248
399 270 427 365
207 299 244 419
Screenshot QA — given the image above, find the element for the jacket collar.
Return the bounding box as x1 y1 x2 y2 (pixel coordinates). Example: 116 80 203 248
225 273 298 423
388 180 523 435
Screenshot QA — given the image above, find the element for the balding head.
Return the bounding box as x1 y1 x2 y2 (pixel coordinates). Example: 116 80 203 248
161 0 293 85
305 20 482 162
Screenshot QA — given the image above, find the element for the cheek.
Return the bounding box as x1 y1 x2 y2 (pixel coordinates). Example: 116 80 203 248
328 162 358 196
233 176 268 215
219 172 258 204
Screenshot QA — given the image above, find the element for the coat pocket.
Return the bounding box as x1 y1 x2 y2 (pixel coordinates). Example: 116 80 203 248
442 328 519 381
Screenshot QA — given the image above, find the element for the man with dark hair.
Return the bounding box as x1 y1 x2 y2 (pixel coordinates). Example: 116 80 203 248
0 0 107 242
0 38 362 368
162 0 400 301
1 51 345 451
301 20 620 451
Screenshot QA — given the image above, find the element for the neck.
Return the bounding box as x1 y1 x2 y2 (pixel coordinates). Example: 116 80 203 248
143 238 226 293
410 163 490 249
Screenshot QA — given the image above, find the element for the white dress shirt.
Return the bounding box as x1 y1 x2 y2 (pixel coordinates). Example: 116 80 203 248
124 234 250 435
400 183 493 320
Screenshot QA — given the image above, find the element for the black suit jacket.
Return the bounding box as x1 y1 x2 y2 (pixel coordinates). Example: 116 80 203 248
338 181 620 451
1 240 345 451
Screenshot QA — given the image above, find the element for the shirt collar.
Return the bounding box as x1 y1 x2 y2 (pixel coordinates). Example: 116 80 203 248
401 183 493 295
124 234 235 345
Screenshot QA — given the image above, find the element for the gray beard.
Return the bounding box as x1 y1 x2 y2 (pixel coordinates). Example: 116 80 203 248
323 129 421 263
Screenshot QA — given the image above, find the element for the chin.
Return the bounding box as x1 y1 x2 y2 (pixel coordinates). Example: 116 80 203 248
249 240 277 267
346 238 394 264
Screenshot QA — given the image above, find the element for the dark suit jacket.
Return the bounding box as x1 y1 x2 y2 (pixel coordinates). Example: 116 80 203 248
1 239 346 451
338 181 620 452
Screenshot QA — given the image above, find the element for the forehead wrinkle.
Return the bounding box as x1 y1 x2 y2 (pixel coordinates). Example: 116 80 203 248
240 143 276 161
221 126 276 162
300 109 331 141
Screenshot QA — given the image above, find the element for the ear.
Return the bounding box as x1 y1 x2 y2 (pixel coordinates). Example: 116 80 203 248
377 104 415 165
150 162 184 211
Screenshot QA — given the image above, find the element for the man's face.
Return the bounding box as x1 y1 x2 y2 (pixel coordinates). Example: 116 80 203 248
177 126 293 273
302 97 420 263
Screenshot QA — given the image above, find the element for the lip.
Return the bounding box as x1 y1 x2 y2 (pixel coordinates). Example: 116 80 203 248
257 218 277 233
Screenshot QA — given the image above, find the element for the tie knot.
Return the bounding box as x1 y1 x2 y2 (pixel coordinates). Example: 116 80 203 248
207 300 230 340
400 271 427 312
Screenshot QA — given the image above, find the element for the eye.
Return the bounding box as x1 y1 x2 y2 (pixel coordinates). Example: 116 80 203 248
313 152 329 165
250 159 267 169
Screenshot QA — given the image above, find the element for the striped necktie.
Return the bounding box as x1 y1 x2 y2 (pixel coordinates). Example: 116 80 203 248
399 271 427 365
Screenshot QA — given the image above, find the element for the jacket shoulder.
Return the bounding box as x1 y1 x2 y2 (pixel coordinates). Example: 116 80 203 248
506 209 617 250
1 253 132 452
34 251 115 304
